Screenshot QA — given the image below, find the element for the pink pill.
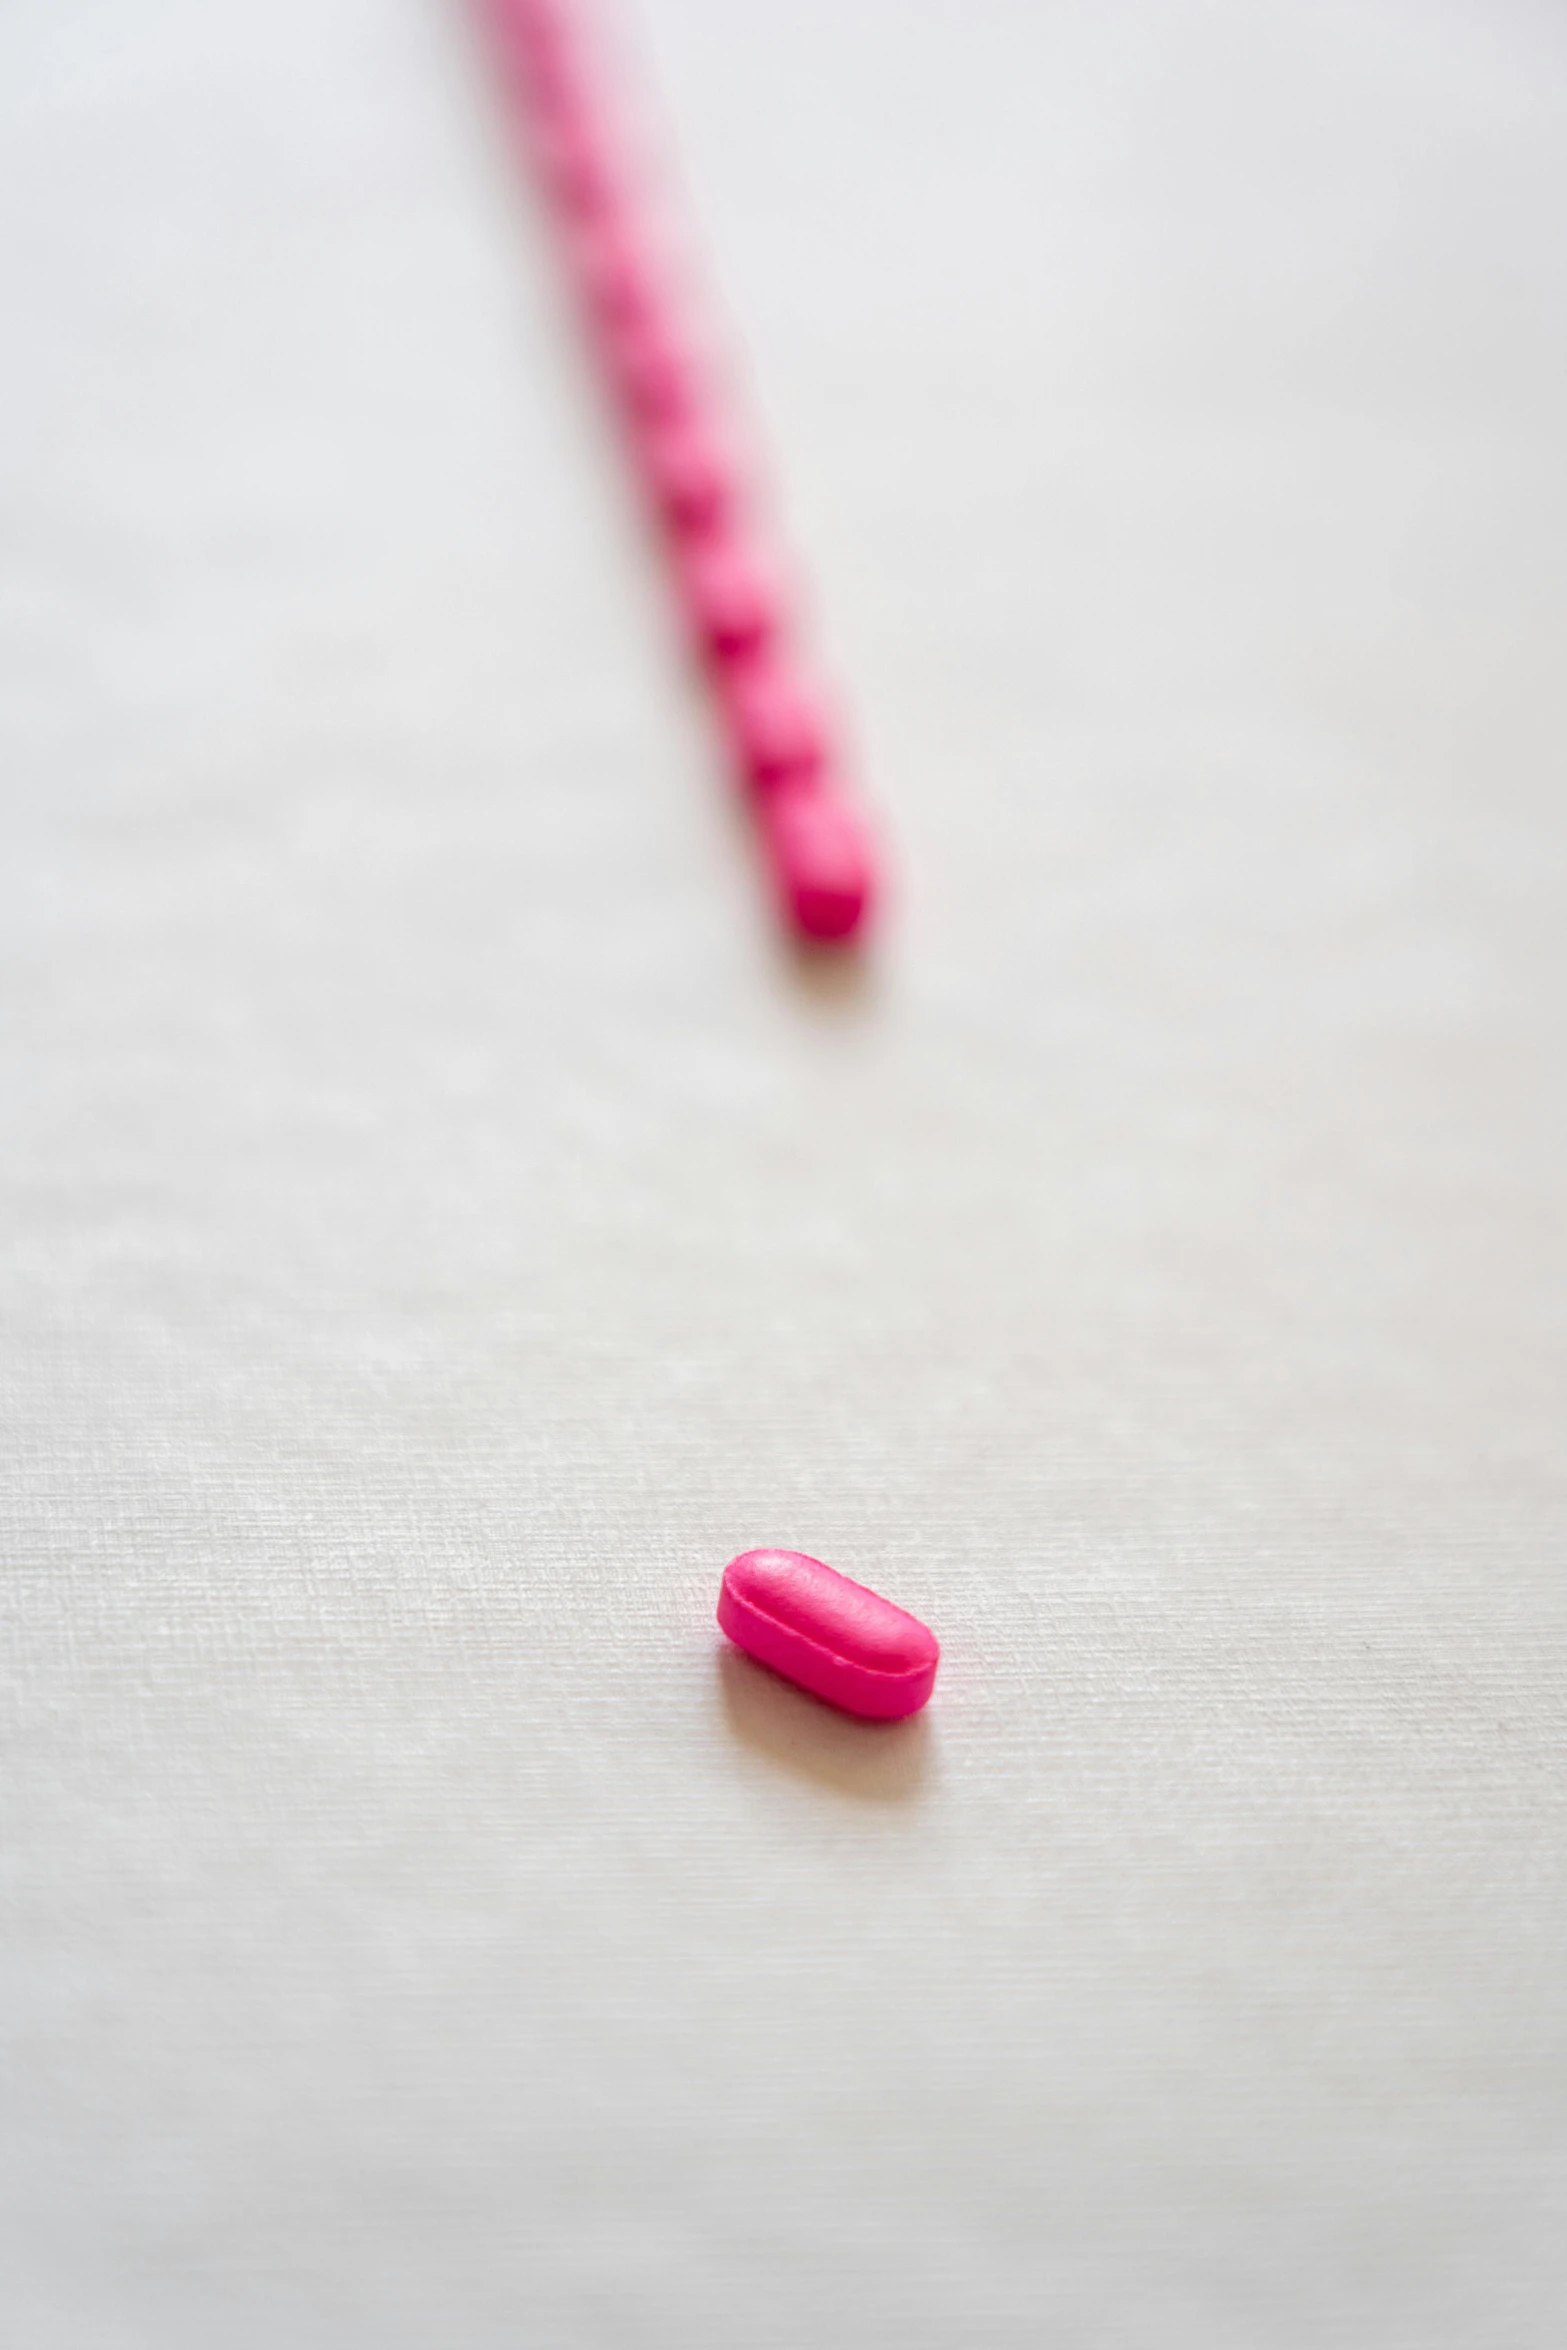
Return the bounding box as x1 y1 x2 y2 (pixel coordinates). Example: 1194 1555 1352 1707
718 1548 939 1720
570 220 658 340
635 411 733 536
759 780 876 942
532 115 618 220
606 315 694 425
718 658 827 794
495 0 567 47
676 535 777 664
510 25 580 112
483 0 568 80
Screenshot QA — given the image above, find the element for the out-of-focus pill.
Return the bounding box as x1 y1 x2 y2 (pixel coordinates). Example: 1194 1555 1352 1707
635 411 733 537
605 315 694 424
532 116 618 219
494 0 568 55
676 534 777 664
718 1548 939 1719
570 219 658 340
758 779 875 942
482 0 572 93
718 658 827 794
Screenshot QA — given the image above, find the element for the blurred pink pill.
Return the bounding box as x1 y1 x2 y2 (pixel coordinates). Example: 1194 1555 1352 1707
719 659 826 794
513 29 579 109
718 1549 939 1720
571 221 657 339
677 536 776 664
484 0 568 77
635 412 732 536
760 781 875 942
606 317 693 424
532 116 617 219
500 0 566 46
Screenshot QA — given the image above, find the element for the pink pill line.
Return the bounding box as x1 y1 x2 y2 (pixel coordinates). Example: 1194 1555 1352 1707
472 0 880 946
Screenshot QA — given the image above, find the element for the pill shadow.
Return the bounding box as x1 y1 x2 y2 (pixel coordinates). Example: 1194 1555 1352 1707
717 1643 932 1803
782 937 877 1014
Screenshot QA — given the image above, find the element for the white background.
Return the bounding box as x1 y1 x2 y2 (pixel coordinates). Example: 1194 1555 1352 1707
3 2 1566 2342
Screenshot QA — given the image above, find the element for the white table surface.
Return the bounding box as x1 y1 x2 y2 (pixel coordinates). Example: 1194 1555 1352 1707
4 3 1566 2343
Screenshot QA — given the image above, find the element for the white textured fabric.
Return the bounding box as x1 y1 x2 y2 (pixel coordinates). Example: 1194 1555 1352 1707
4 2 1566 2342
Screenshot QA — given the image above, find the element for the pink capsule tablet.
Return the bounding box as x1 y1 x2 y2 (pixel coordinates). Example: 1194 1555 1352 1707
511 30 583 118
719 658 827 794
676 535 777 664
759 779 875 941
605 315 694 425
482 0 571 88
635 411 732 536
532 115 617 219
569 219 657 339
718 1548 938 1720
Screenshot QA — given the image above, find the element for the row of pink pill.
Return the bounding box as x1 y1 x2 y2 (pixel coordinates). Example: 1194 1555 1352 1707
477 0 879 943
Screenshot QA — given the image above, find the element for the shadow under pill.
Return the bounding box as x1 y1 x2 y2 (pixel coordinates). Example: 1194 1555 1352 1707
782 937 877 1015
717 1643 933 1803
